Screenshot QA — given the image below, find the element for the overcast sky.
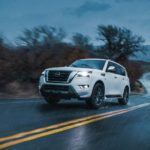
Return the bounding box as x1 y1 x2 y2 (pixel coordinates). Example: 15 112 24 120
1 0 150 44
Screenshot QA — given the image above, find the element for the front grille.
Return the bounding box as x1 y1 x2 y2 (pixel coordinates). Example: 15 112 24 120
47 70 71 82
43 84 69 91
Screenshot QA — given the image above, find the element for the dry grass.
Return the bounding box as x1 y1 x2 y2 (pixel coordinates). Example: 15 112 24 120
0 81 39 98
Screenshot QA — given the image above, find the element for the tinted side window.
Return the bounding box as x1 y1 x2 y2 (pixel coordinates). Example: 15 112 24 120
120 67 126 76
115 64 126 76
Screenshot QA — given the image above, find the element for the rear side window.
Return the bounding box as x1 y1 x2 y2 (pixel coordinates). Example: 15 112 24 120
115 64 126 76
120 67 126 76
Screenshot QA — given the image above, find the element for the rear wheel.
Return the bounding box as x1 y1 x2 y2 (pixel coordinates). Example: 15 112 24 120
44 95 60 105
118 87 129 105
86 83 104 109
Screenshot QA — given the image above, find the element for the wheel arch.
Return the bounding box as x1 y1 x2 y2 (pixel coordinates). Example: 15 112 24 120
125 85 129 92
94 80 105 94
122 85 130 97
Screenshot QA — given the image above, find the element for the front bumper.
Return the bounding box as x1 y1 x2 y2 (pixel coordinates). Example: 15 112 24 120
40 84 80 99
40 84 91 99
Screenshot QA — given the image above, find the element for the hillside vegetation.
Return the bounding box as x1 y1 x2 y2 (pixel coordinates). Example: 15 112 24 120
0 25 149 97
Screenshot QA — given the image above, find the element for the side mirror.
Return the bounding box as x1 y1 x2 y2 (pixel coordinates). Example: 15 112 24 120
107 66 116 73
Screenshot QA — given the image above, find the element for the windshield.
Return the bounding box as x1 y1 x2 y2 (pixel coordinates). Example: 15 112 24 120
69 59 106 70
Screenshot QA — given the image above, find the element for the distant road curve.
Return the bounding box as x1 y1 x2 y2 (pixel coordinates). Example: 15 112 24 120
140 72 150 95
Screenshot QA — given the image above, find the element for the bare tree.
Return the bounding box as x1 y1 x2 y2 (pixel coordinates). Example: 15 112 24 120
72 33 93 50
97 25 145 60
17 26 66 50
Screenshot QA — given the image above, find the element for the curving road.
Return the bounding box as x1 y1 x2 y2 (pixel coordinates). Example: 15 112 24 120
0 73 150 150
140 72 150 96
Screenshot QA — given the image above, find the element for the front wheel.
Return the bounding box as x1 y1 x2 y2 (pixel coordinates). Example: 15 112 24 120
86 83 104 109
44 95 60 105
118 88 129 105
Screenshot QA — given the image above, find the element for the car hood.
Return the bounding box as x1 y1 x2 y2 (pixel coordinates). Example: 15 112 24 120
45 66 101 72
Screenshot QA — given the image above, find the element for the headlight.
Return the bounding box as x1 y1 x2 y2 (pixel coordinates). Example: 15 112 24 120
77 71 92 77
41 71 45 76
41 70 47 77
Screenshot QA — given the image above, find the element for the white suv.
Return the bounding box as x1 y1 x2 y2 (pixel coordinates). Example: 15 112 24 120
39 59 130 108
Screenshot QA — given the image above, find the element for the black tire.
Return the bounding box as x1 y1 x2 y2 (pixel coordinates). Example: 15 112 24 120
118 87 129 105
86 83 104 109
44 95 60 105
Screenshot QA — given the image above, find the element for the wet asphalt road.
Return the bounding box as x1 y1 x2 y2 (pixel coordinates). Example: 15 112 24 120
0 94 150 150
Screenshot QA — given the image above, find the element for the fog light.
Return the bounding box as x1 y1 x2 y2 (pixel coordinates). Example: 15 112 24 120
79 85 89 89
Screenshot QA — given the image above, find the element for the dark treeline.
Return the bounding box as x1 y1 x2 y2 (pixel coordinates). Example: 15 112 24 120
0 25 145 95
